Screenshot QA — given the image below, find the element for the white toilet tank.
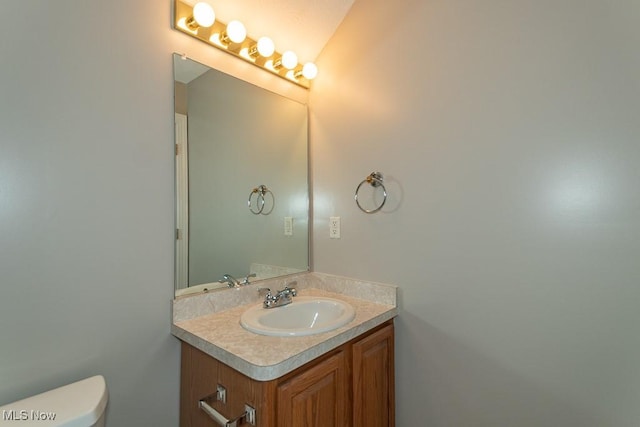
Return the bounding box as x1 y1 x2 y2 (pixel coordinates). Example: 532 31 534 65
0 375 108 427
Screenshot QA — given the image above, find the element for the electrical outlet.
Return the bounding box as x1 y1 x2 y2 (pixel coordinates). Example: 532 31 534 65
329 216 341 239
284 217 293 236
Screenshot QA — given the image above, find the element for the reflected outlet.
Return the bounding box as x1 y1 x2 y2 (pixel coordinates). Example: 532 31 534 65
284 217 293 236
329 217 341 239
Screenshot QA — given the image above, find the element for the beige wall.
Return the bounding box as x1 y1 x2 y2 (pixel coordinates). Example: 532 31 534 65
311 0 640 425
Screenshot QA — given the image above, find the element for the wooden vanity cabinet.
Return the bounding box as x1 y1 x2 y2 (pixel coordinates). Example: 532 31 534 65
180 321 395 427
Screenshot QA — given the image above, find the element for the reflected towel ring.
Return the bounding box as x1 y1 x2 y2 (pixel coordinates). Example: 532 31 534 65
248 185 266 214
355 172 387 213
248 185 274 215
260 187 275 215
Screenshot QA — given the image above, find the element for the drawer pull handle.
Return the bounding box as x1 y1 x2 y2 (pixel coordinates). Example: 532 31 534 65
198 397 256 427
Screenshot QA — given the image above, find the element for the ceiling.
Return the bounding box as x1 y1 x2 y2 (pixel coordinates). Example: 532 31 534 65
181 0 355 63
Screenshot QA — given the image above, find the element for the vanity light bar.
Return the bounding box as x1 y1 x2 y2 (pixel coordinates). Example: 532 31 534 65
173 0 317 89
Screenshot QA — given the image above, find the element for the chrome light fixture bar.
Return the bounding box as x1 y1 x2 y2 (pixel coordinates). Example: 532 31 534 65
173 1 317 89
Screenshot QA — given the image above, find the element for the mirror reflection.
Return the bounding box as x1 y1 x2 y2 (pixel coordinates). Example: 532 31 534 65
173 54 309 296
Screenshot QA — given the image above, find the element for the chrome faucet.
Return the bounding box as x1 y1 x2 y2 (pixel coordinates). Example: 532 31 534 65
260 282 297 309
218 274 241 288
241 273 257 286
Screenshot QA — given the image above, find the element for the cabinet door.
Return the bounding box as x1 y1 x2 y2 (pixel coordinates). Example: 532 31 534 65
276 350 349 427
352 323 395 427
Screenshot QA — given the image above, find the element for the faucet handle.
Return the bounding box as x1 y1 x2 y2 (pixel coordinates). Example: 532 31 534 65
242 273 257 285
259 288 276 308
284 281 297 296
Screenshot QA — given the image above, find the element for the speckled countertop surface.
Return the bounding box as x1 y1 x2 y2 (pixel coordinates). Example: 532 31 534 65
171 272 397 381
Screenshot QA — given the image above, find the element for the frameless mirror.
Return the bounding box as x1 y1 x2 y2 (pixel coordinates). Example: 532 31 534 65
173 54 309 297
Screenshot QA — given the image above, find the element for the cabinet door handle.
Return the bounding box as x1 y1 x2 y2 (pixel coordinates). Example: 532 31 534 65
198 400 256 427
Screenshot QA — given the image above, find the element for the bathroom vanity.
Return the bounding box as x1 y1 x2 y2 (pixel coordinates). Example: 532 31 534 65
180 321 393 426
172 273 397 427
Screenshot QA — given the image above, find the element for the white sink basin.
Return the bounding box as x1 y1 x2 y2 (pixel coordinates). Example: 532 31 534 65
240 296 355 337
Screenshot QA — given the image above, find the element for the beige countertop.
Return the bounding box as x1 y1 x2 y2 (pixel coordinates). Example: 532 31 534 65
171 272 397 381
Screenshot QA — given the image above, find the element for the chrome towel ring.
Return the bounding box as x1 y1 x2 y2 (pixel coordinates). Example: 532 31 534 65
355 172 387 213
248 185 274 215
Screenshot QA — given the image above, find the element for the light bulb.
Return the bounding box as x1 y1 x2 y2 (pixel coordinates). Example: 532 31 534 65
257 37 275 57
226 20 247 43
281 51 298 70
192 2 215 28
302 62 318 80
